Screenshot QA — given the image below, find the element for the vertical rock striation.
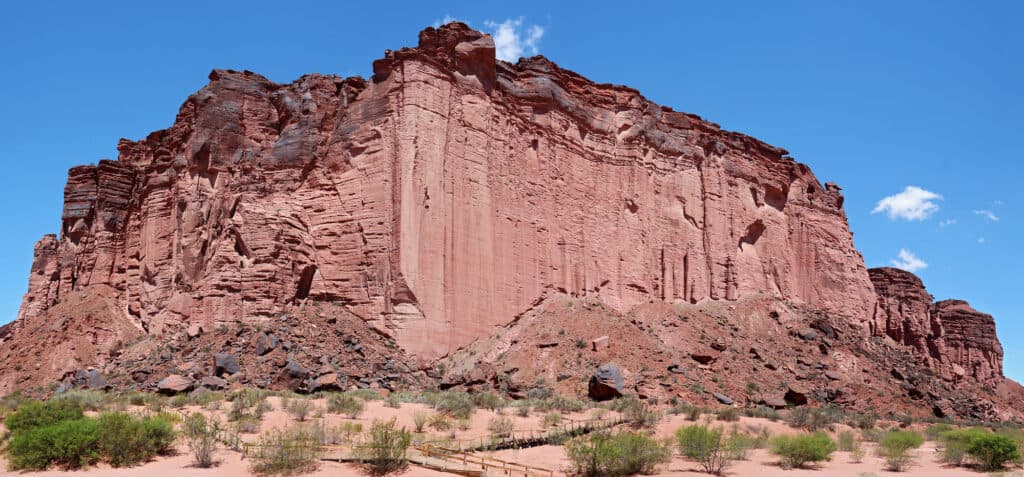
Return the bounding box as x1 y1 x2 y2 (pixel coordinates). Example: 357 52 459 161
869 267 1003 386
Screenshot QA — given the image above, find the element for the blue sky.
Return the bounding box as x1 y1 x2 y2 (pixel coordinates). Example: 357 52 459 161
2 1 1022 378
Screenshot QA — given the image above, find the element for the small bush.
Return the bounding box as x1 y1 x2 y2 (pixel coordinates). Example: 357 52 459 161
286 399 314 422
567 431 670 476
514 402 531 417
434 392 475 419
877 430 923 471
384 394 401 409
4 399 84 433
96 412 175 467
717 408 739 422
939 428 990 465
838 430 857 451
428 413 452 431
474 391 504 411
675 424 733 474
967 434 1021 471
741 405 780 421
847 412 878 430
249 426 320 476
544 412 563 428
6 418 100 470
785 406 843 432
183 413 220 468
770 433 837 469
356 418 412 475
327 393 365 419
236 415 261 433
412 411 428 433
926 423 954 441
488 416 515 437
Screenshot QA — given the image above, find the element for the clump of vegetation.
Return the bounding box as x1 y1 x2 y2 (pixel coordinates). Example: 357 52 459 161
326 393 365 419
6 418 101 470
543 411 563 428
356 418 412 475
183 413 221 468
967 434 1021 471
488 416 515 438
473 391 505 412
4 399 84 433
286 399 314 422
741 405 780 421
716 407 739 422
675 424 735 475
938 428 991 465
228 389 271 423
433 391 475 419
412 411 429 433
837 430 857 452
877 430 924 471
4 402 174 471
566 431 671 477
770 433 837 469
785 405 843 432
249 425 320 476
618 397 659 429
428 413 452 431
926 422 955 441
384 394 401 409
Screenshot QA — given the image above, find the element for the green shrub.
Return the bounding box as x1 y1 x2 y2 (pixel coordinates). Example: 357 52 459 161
770 433 837 469
4 399 84 433
567 431 670 476
56 390 108 412
552 396 588 414
183 413 220 468
967 434 1021 471
926 423 954 441
96 412 175 467
939 428 990 465
327 393 365 419
428 413 452 431
741 405 780 421
433 392 475 419
384 394 401 409
356 418 412 475
249 426 320 476
847 412 878 430
6 418 100 470
675 424 733 474
877 430 924 471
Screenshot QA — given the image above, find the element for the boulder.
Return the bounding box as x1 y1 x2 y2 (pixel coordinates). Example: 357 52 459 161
588 363 624 401
157 374 193 394
785 384 810 406
214 353 239 376
200 376 228 390
712 392 734 405
591 336 610 351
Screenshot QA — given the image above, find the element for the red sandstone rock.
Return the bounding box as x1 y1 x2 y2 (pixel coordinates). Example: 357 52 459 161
869 267 1003 386
13 22 873 362
0 24 1014 420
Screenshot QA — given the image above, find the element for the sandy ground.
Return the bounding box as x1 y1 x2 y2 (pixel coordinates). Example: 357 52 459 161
0 398 1017 476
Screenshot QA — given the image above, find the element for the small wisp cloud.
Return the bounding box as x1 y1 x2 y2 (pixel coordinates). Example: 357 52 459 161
872 186 942 221
890 248 928 273
484 18 544 62
973 209 1000 222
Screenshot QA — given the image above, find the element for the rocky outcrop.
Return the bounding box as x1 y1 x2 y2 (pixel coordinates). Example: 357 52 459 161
869 267 1003 386
12 22 875 367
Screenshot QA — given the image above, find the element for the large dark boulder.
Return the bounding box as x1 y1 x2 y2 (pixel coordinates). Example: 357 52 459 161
214 353 239 376
588 363 624 401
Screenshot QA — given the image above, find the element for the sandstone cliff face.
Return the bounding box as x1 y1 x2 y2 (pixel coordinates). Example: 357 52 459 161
14 23 876 362
869 267 1003 386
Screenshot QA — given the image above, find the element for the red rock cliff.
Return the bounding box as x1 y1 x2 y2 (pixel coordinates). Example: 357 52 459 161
17 23 877 360
869 267 1003 386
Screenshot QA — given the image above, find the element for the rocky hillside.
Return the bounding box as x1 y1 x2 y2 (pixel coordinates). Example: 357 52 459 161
1 23 1018 420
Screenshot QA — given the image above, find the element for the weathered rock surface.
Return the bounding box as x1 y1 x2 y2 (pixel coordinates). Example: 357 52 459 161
157 374 193 394
589 363 625 400
869 267 1003 386
14 22 872 364
0 23 1017 421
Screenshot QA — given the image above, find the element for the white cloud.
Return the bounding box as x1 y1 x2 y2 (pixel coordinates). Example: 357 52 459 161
978 237 986 244
890 248 928 273
994 200 1005 206
938 219 957 228
484 17 545 62
972 209 1000 222
433 14 461 28
871 186 942 221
